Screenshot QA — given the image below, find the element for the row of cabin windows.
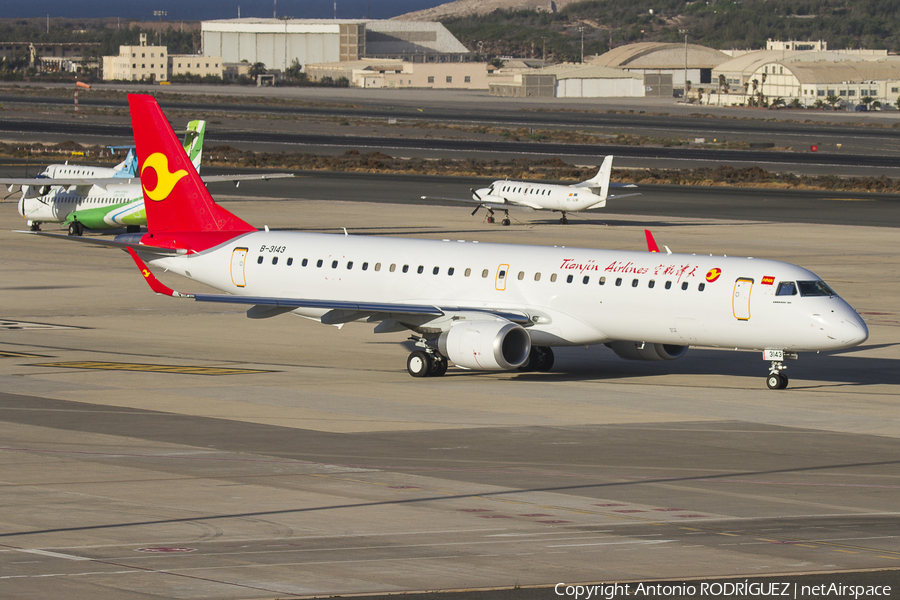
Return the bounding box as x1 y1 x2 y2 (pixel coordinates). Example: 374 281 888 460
256 255 705 291
501 185 551 196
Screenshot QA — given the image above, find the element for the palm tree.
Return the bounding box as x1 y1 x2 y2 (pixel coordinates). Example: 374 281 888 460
248 62 267 82
826 94 841 109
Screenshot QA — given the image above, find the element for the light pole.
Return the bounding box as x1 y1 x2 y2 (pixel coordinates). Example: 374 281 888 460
578 27 585 63
541 36 547 66
153 10 167 46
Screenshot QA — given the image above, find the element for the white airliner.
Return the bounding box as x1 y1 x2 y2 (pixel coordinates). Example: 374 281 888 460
3 120 292 235
424 156 638 225
26 94 869 390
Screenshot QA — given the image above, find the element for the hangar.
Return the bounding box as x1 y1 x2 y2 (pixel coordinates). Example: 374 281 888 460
201 18 470 73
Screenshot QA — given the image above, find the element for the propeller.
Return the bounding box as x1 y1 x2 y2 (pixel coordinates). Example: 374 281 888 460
470 187 481 201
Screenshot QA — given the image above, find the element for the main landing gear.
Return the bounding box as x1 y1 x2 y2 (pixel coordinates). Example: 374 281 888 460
407 350 448 378
764 350 797 390
29 221 41 232
67 220 84 236
558 212 569 225
517 346 555 372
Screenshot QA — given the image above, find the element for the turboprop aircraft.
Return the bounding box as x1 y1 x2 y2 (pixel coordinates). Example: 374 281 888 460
23 94 869 390
3 120 292 235
423 155 638 225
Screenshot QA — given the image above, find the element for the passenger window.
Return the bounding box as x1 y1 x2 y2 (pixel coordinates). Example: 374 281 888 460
648 280 655 288
287 258 293 266
272 257 278 265
599 276 605 285
698 283 706 291
583 276 589 284
347 261 353 269
465 268 471 277
448 267 455 276
374 263 381 271
482 269 489 278
632 279 639 287
665 281 671 289
433 266 439 275
615 278 622 286
518 271 524 280
362 262 368 271
682 282 689 290
777 282 797 296
534 273 541 281
402 265 409 273
390 263 396 272
317 259 323 267
550 273 557 282
417 265 424 274
332 260 338 269
566 275 574 283
257 256 263 264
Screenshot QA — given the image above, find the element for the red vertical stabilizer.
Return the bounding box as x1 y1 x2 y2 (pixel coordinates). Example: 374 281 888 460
128 94 255 235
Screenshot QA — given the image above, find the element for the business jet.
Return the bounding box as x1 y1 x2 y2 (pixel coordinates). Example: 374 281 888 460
3 120 292 235
24 94 869 390
423 156 638 225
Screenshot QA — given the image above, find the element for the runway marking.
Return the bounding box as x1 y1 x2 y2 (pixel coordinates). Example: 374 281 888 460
0 320 83 331
548 539 673 548
17 549 90 561
30 361 275 376
0 350 52 358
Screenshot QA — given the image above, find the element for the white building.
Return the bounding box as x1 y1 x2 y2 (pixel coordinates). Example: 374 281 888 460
306 59 495 88
168 54 223 79
200 18 470 73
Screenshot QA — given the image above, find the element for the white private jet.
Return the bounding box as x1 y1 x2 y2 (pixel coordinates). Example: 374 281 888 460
26 94 869 390
423 156 638 225
3 120 292 235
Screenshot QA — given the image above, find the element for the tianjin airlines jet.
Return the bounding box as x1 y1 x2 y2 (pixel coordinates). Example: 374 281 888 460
25 95 869 390
424 155 638 225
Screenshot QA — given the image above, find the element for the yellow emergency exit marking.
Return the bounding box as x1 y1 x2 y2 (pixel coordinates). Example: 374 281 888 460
32 361 273 375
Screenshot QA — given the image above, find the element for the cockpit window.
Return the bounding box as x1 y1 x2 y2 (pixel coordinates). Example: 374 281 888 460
797 280 836 297
776 281 797 296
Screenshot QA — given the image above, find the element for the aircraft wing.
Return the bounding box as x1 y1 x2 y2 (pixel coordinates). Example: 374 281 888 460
201 173 295 186
2 177 136 190
420 196 537 212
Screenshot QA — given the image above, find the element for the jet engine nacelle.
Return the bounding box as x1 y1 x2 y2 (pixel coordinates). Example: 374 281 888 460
607 341 688 361
438 320 531 370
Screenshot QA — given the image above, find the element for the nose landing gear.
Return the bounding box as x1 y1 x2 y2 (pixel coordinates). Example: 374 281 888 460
764 350 797 389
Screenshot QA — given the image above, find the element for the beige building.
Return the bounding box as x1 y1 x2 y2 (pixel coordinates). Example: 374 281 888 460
306 59 495 89
102 36 168 82
0 42 98 72
710 50 900 107
168 54 223 79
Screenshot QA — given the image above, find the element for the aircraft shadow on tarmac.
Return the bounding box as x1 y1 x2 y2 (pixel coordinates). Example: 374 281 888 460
397 340 900 387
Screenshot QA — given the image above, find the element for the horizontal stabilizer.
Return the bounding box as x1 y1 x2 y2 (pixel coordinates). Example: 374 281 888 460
16 231 185 256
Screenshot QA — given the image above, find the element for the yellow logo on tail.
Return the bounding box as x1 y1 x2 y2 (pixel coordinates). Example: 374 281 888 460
141 152 187 201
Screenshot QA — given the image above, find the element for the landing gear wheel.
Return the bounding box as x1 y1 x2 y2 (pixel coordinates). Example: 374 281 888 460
486 216 495 224
407 351 432 378
501 218 511 226
67 221 84 236
428 356 448 377
126 225 141 233
30 222 41 232
537 347 555 372
517 346 555 372
766 373 788 390
559 215 568 225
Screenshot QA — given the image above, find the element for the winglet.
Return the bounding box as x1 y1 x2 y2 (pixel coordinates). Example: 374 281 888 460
644 229 660 253
126 247 193 298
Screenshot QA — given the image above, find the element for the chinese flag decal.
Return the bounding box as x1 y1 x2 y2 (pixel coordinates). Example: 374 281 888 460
706 268 722 283
762 276 775 285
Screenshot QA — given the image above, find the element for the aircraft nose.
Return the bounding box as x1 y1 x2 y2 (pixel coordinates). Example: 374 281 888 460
841 310 869 346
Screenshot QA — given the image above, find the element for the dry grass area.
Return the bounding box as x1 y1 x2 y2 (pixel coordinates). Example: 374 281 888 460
4 139 899 194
